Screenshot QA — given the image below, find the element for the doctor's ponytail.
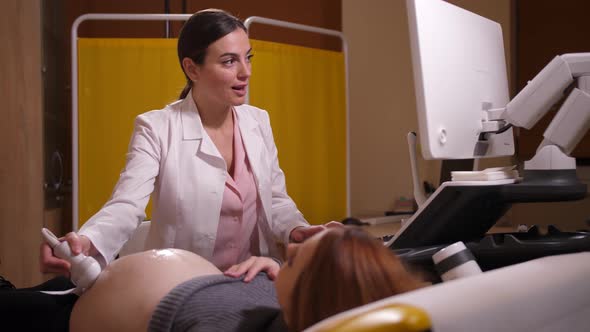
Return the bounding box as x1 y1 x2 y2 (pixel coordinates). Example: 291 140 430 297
179 82 192 100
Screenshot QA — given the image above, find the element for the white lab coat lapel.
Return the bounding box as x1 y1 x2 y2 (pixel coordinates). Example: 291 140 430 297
180 98 224 162
235 110 263 187
178 96 226 259
235 108 273 256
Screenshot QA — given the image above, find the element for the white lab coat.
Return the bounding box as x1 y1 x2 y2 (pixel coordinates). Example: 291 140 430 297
78 94 309 265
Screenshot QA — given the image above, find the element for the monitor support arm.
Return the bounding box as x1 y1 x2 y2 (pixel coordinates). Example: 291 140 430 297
480 53 590 171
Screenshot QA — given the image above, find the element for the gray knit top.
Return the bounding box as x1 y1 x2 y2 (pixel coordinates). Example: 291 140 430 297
148 273 288 332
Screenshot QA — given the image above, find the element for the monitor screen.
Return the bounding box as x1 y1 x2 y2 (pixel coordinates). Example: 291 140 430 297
406 0 515 160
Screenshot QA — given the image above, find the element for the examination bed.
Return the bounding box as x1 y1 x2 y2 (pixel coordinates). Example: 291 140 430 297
119 222 590 331
306 251 590 331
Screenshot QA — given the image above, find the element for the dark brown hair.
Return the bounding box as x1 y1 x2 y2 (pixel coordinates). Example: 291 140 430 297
287 227 423 331
177 9 247 99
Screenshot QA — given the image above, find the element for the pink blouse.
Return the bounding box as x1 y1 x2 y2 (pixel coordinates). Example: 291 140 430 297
211 111 261 270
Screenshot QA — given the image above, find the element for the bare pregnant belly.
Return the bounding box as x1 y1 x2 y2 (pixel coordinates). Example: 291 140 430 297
70 249 221 332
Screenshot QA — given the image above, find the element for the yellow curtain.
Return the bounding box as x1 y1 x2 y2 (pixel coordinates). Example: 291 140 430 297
77 38 346 227
78 38 183 227
249 40 347 224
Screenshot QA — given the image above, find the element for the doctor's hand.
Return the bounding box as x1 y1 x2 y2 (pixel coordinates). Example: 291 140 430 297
39 232 94 276
224 256 281 283
289 221 343 243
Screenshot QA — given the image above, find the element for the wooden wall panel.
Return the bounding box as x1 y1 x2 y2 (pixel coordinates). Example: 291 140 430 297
0 0 44 287
516 0 590 160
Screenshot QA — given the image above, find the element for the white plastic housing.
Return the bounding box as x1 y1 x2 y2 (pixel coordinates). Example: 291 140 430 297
432 241 482 281
41 228 102 294
561 53 590 76
53 241 102 293
544 88 590 155
504 56 574 129
406 0 514 159
525 144 576 170
503 53 590 132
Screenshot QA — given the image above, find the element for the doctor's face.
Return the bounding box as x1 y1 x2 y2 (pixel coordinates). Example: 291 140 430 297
193 28 252 108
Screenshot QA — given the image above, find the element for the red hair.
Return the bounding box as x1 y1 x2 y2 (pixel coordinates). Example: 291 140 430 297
287 227 422 331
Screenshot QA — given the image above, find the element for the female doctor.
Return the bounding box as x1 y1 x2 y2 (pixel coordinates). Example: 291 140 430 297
40 9 330 277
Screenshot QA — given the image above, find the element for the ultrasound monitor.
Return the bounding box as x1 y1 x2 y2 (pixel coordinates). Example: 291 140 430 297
407 0 514 160
388 0 516 249
389 0 588 250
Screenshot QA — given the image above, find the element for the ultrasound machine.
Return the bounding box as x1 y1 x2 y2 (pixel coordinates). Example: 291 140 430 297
389 0 590 279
